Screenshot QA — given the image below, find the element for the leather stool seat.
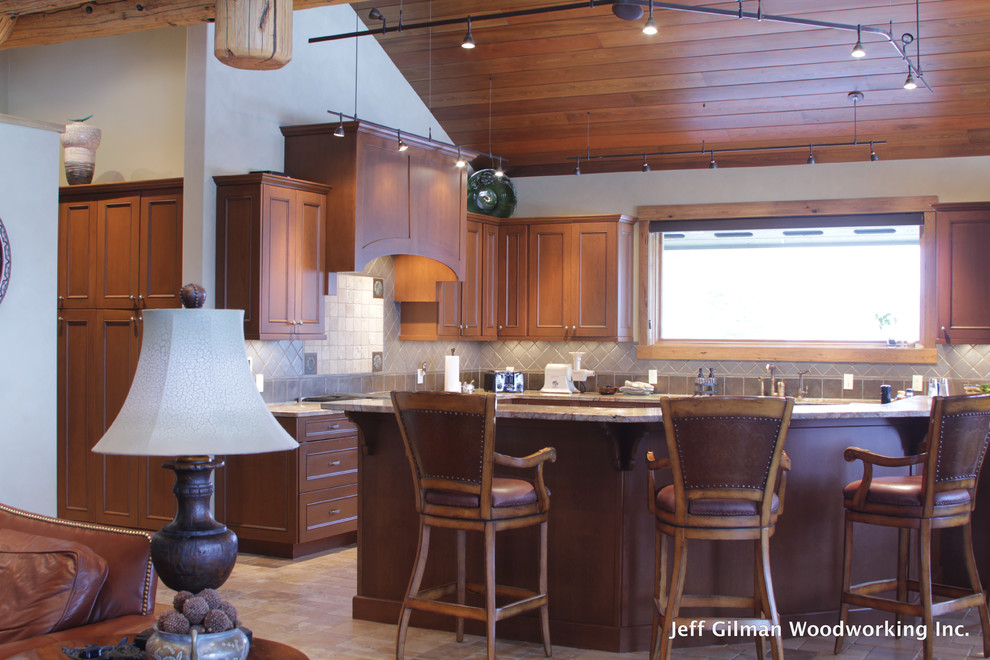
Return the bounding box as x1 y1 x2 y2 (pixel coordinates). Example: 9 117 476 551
655 486 779 519
425 478 538 509
842 475 971 512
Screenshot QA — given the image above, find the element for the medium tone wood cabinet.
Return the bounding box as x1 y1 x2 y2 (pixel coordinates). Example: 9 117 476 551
58 180 183 311
281 121 471 280
215 173 329 341
934 202 990 344
495 223 529 338
216 412 359 558
438 216 498 340
525 215 635 341
56 180 182 531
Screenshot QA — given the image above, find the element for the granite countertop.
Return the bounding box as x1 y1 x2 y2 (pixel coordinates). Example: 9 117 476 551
267 402 347 417
316 391 933 422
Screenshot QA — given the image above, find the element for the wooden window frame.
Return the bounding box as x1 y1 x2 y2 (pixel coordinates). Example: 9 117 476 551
636 197 939 364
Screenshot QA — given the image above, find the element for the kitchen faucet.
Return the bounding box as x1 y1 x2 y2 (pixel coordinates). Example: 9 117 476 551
764 363 776 396
797 369 810 400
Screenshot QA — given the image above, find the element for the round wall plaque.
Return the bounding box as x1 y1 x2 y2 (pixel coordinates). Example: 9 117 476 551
0 218 10 306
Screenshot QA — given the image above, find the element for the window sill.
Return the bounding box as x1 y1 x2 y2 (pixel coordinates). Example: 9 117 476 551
636 341 938 364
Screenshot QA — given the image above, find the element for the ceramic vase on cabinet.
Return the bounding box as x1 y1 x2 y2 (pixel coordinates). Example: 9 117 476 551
61 119 101 185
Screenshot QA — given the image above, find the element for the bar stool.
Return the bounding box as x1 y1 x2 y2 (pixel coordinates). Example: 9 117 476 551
835 393 990 660
391 391 556 660
646 396 795 660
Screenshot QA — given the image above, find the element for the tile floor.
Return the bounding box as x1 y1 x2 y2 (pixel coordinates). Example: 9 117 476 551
155 546 987 659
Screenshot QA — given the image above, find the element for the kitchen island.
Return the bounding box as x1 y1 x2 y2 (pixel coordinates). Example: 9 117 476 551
332 394 949 652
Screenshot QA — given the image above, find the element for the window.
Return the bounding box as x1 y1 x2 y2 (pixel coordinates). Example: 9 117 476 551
660 223 920 342
637 198 938 364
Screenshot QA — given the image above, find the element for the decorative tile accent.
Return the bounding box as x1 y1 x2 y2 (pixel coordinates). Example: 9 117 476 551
303 353 317 375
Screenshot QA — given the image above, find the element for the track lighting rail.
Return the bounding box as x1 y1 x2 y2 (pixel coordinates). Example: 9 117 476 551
309 0 930 93
569 139 888 164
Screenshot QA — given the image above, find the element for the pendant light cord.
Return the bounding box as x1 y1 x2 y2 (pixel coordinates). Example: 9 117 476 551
353 11 359 118
586 111 591 160
488 75 494 165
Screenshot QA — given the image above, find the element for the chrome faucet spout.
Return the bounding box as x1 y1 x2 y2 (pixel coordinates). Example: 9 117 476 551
797 369 811 400
765 363 776 396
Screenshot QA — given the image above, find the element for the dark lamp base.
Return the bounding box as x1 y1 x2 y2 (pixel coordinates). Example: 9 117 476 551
151 458 238 593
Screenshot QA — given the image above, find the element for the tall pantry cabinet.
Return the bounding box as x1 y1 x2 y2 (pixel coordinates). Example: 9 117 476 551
57 179 183 530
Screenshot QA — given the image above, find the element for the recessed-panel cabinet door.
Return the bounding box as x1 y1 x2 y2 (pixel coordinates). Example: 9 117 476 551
261 187 295 335
96 196 140 309
496 224 528 338
294 190 326 336
93 310 141 527
58 202 97 309
936 205 990 344
528 223 569 338
480 221 499 340
573 222 616 338
140 191 183 309
57 311 97 521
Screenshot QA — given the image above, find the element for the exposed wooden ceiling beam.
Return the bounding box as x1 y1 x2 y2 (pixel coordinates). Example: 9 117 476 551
0 0 352 51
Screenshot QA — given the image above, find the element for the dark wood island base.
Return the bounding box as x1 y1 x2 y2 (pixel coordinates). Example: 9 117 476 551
338 395 944 653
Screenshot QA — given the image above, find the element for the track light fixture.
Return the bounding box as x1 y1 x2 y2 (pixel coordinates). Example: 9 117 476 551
397 130 408 151
807 146 816 164
574 157 581 176
367 7 386 34
851 25 866 58
495 158 504 178
333 112 345 138
904 69 918 90
642 0 658 36
455 147 466 168
870 141 880 161
708 151 718 169
641 154 650 172
462 16 476 49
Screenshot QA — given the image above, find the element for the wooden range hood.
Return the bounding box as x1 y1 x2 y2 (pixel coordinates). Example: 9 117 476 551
281 120 478 283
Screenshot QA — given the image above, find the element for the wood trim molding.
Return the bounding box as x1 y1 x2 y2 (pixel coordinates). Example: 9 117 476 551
636 196 939 365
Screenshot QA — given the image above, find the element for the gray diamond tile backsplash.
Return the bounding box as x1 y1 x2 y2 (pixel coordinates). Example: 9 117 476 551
251 256 990 402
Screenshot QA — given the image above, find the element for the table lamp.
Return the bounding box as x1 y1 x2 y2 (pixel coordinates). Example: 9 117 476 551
92 284 298 594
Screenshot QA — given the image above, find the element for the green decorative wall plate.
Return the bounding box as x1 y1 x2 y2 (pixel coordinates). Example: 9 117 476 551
467 169 517 218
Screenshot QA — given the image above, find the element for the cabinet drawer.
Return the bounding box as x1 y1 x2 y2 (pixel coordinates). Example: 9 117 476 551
303 415 357 441
300 442 358 492
299 485 357 543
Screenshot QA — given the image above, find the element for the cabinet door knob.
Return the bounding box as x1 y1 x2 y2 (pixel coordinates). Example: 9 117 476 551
328 460 342 467
58 316 64 323
498 324 503 330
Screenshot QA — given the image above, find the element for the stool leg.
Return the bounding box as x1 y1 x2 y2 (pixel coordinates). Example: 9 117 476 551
657 528 687 660
754 539 767 660
919 519 934 660
895 527 909 633
834 517 854 655
960 523 990 657
539 520 552 657
485 521 497 660
456 528 466 643
397 522 432 660
756 527 783 660
650 528 666 660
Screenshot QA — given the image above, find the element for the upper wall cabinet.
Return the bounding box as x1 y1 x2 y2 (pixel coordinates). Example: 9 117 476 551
524 215 635 342
58 179 183 311
437 216 498 340
934 202 990 344
215 173 330 341
281 121 472 280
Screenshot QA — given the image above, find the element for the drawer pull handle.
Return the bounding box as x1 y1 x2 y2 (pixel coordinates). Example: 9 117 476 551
328 424 340 430
329 508 341 515
328 460 342 467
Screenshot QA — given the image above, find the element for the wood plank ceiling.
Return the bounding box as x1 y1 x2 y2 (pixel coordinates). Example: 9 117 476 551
341 0 990 176
4 1 989 177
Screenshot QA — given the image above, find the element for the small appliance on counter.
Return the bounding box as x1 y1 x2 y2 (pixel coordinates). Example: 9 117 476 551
484 370 525 393
540 352 595 394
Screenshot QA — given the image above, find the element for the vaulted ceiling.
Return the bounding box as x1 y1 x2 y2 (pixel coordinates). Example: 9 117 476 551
5 1 990 178
344 0 990 176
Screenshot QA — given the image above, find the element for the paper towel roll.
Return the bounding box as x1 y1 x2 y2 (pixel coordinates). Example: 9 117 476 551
444 355 460 392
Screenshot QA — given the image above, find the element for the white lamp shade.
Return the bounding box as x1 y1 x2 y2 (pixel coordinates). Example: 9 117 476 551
92 308 298 456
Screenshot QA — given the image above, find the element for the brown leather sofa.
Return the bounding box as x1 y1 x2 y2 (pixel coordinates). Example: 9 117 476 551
0 503 158 658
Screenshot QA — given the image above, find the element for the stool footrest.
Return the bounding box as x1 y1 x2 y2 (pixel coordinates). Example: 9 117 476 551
672 595 756 610
407 582 547 623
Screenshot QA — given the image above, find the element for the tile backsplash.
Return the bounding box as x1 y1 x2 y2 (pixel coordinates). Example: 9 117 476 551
252 256 990 402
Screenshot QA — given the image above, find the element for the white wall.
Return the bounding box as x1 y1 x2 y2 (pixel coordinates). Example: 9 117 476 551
0 117 60 515
182 4 453 294
4 29 187 185
514 156 990 216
